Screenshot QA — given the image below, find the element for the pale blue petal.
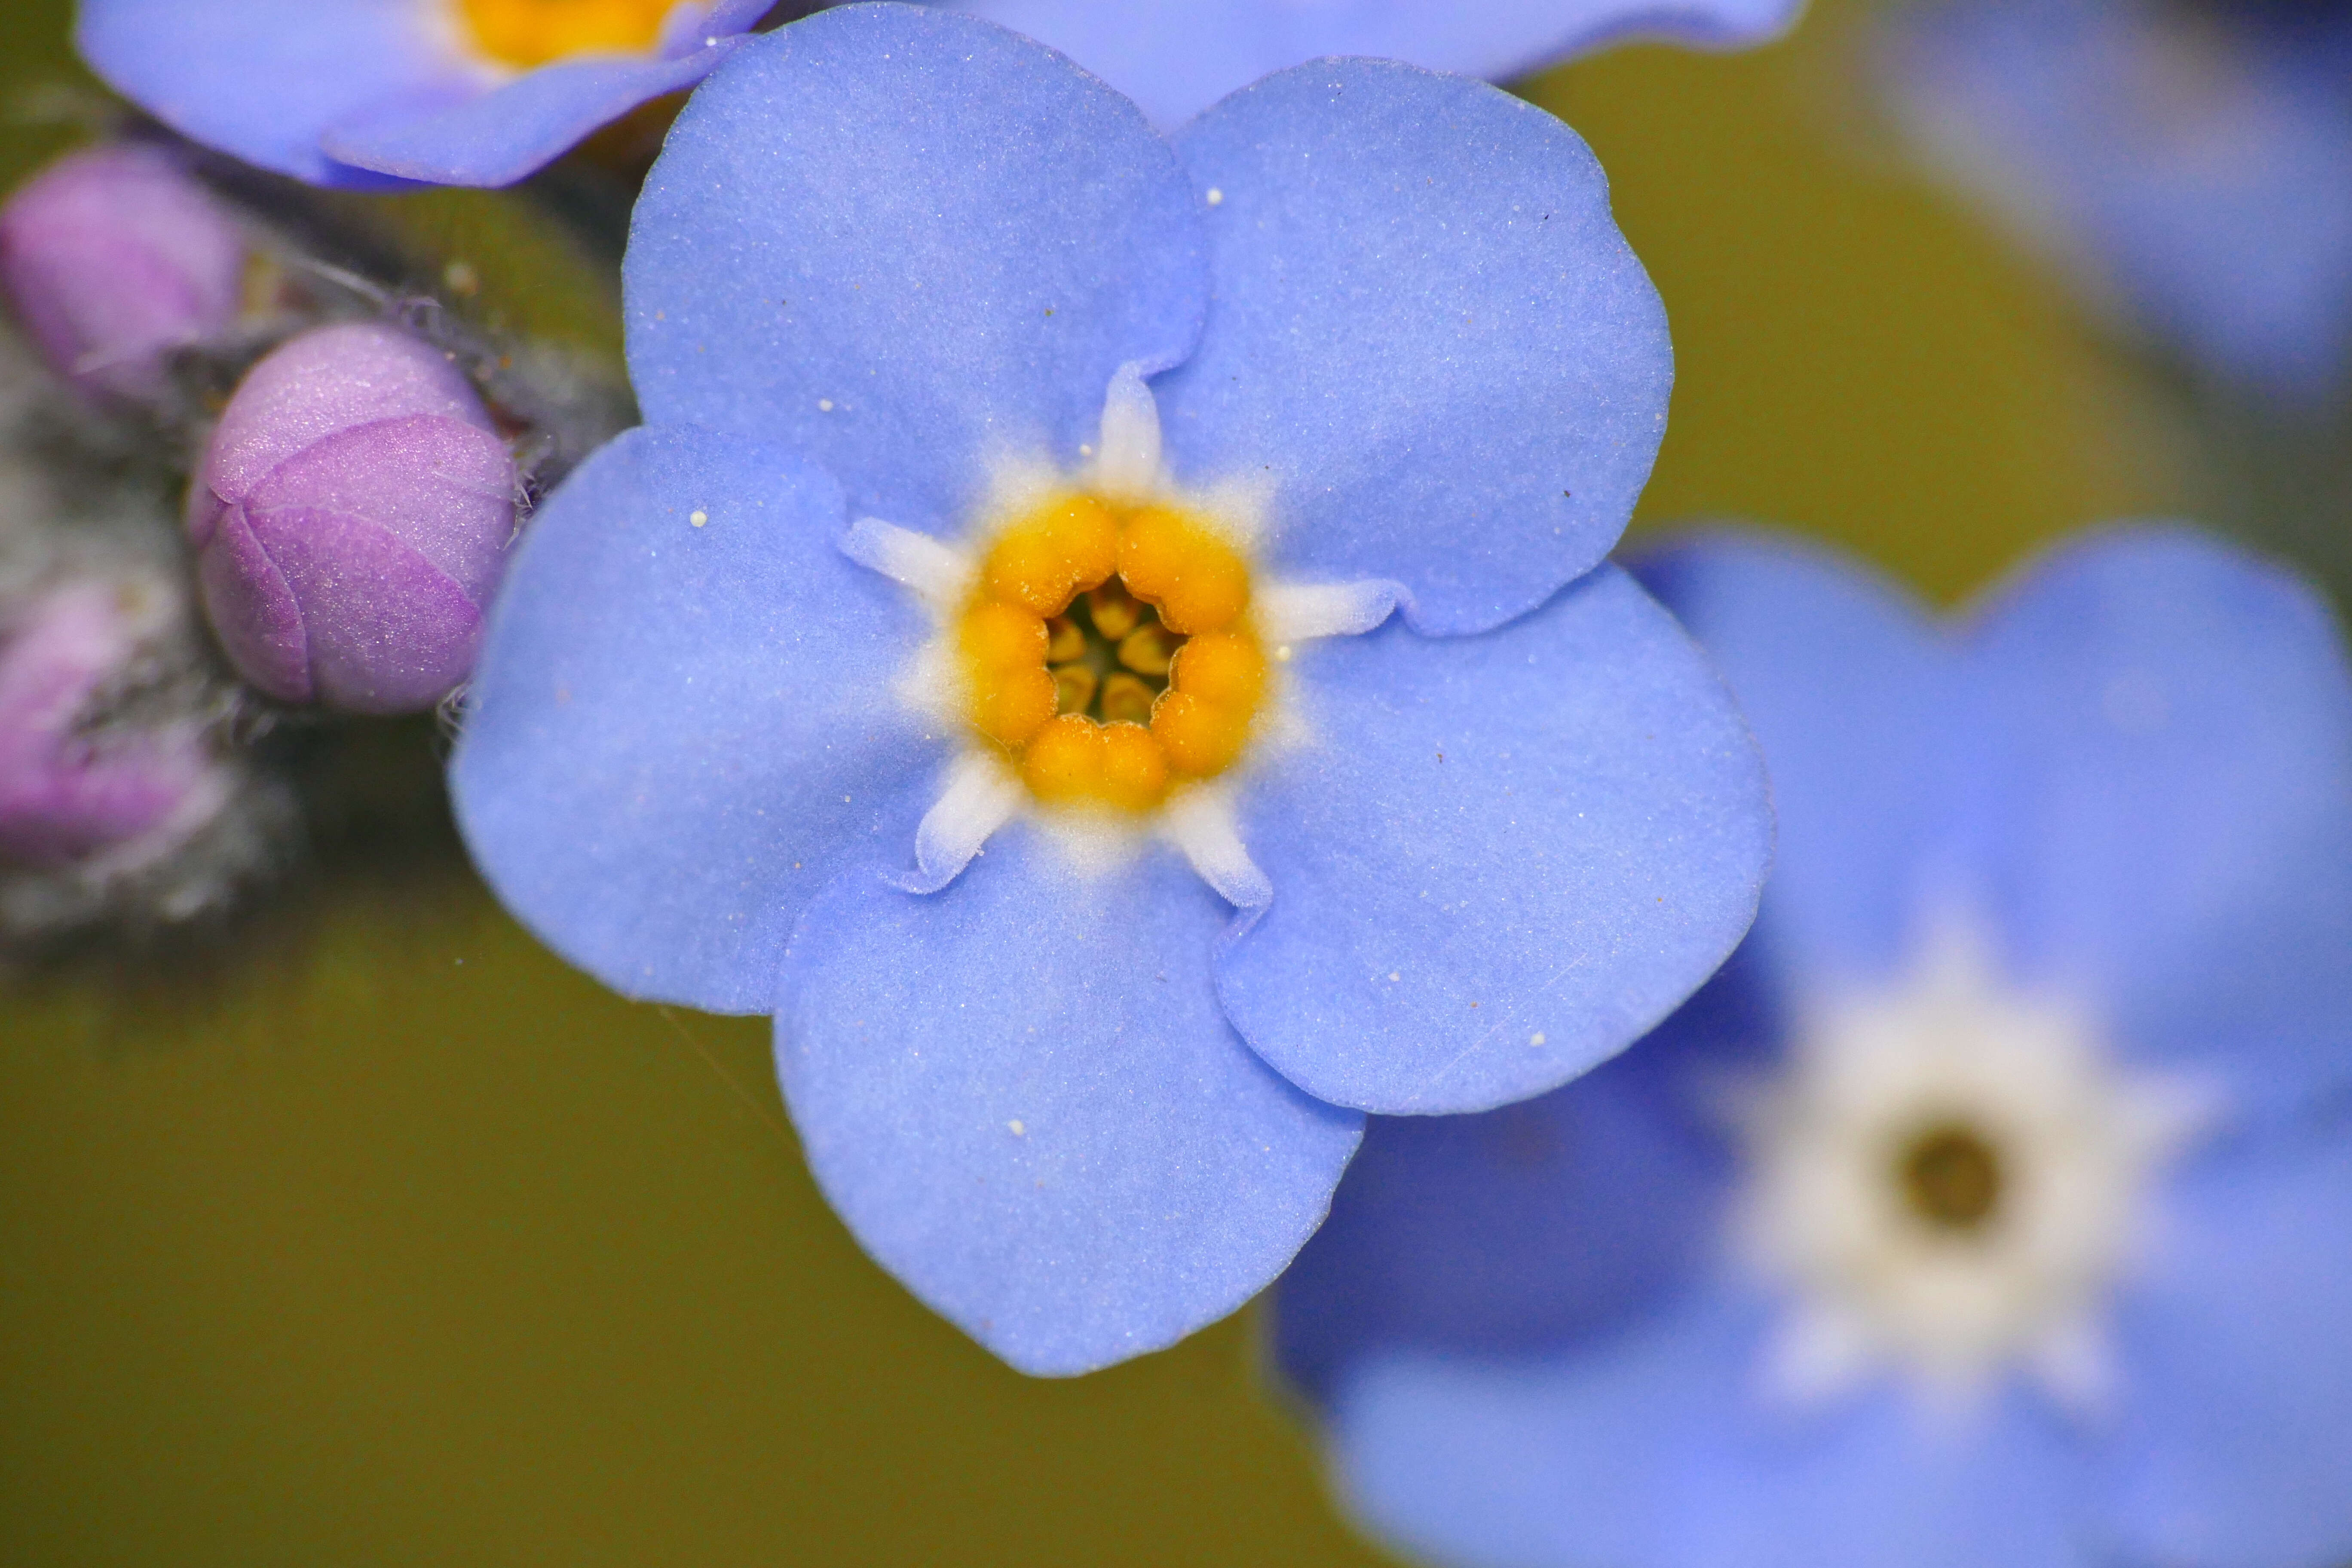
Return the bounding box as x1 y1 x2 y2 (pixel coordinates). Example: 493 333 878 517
1160 59 1669 636
450 425 942 1014
1631 531 1963 991
776 822 1363 1375
323 42 743 187
625 6 1207 533
1217 565 1769 1115
2097 1123 2352 1568
1963 525 2352 1121
1334 1289 2087 1568
77 0 452 187
936 0 1805 129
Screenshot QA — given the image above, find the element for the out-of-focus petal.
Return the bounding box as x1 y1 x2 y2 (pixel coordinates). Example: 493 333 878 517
1333 1289 2087 1568
938 0 1807 129
776 821 1363 1375
451 425 942 1013
2095 1122 2352 1568
1963 525 2352 1121
625 6 1207 533
1217 566 1768 1114
1161 60 1669 637
1631 530 1961 992
1272 998 1745 1406
323 42 742 186
76 0 454 188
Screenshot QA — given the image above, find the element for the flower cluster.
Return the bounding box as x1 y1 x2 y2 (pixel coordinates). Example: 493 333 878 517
11 0 2352 1558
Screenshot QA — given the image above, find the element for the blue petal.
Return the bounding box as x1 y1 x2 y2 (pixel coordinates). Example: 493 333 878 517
940 0 1806 129
1333 1290 2088 1568
450 425 942 1014
76 0 455 188
1217 565 1769 1115
625 5 1207 533
1878 0 2352 398
1631 531 1963 992
1272 992 1748 1407
2097 1123 2352 1568
1962 525 2352 1121
322 43 742 187
1158 59 1669 636
775 822 1363 1375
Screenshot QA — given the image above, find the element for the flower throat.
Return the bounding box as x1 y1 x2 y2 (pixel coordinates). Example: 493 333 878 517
957 492 1267 814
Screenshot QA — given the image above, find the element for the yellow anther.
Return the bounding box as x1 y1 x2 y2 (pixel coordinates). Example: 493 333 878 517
1117 622 1181 678
1017 715 1170 812
1170 631 1266 711
1020 714 1105 801
1052 665 1098 716
1097 722 1171 812
1045 614 1087 664
1117 506 1250 634
982 494 1120 616
955 489 1266 812
459 0 674 70
1152 690 1251 778
1085 580 1144 643
1099 671 1157 726
972 665 1058 748
959 598 1048 672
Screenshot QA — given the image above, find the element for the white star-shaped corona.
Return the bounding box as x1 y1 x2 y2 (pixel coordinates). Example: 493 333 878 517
1728 914 2210 1411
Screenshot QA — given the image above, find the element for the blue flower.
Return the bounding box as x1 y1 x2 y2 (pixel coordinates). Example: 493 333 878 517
922 0 1808 128
75 0 777 188
1878 0 2352 397
450 4 1770 1375
1277 525 2352 1568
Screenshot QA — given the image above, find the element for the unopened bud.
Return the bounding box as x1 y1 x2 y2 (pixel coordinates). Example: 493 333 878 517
0 144 245 404
0 576 230 874
189 322 517 713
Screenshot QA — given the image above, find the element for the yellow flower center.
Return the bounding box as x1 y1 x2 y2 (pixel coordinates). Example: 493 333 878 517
457 0 677 70
957 493 1268 814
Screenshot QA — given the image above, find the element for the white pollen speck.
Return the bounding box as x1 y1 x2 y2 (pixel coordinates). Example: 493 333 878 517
1008 1120 1026 1136
1206 187 1224 205
1079 443 1094 457
1530 1032 1546 1047
689 509 708 527
818 398 835 411
1388 971 1400 982
842 795 851 803
1275 645 1293 662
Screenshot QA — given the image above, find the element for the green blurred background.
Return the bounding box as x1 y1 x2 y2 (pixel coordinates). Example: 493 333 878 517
1 1 2168 1562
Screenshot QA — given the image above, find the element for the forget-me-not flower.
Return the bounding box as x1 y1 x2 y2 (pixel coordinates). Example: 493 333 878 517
923 0 1809 129
75 0 776 188
1277 525 2352 1568
451 3 1771 1375
1879 0 2352 398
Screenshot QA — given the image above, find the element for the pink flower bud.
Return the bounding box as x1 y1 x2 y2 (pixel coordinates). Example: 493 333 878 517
0 577 231 874
189 322 518 713
0 143 245 404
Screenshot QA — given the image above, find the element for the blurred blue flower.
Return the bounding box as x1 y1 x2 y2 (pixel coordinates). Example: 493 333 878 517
75 0 775 188
1879 0 2352 397
451 4 1770 1375
926 0 1808 128
1278 526 2352 1568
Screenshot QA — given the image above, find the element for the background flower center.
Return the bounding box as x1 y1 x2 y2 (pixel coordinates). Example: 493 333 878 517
956 493 1266 813
457 0 675 71
1895 1121 2003 1231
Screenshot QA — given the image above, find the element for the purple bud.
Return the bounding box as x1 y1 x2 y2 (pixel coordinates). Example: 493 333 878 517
0 143 245 404
0 578 230 873
190 322 518 714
